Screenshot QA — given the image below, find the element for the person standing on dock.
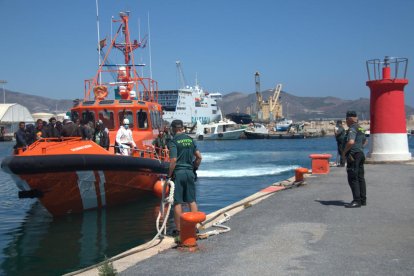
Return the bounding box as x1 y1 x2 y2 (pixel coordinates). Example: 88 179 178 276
167 119 202 234
334 120 346 167
342 111 367 208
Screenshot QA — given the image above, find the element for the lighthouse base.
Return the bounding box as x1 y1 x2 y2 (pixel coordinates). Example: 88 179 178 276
367 133 412 162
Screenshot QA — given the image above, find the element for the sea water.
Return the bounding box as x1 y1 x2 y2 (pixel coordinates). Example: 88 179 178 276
0 137 412 275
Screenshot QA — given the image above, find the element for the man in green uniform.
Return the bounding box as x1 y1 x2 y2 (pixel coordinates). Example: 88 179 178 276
167 120 202 233
334 120 346 167
342 111 367 208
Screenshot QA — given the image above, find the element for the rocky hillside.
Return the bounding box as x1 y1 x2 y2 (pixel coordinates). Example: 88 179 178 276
3 89 73 114
219 90 414 121
3 88 414 121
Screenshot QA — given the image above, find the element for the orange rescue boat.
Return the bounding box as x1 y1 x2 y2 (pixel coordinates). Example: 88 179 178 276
1 11 169 216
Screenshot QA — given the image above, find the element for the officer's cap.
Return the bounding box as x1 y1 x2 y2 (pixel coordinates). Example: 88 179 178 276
346 110 357 118
171 120 184 128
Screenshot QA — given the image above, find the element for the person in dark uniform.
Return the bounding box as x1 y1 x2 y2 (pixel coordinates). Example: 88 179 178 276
167 120 202 234
342 111 367 208
334 120 346 166
14 122 27 152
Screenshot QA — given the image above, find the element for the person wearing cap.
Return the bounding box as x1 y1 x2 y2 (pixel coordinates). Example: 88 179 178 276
342 111 367 208
167 119 202 234
116 118 136 155
334 120 346 167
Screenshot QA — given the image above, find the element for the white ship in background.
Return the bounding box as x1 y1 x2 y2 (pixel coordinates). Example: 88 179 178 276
158 61 222 127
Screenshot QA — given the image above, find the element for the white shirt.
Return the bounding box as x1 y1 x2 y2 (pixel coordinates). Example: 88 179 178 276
116 126 136 147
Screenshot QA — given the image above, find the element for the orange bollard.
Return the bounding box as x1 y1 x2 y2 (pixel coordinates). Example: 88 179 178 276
309 154 332 174
295 167 309 182
180 211 206 251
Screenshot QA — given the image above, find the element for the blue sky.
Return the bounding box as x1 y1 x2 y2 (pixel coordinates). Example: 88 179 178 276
1 0 414 107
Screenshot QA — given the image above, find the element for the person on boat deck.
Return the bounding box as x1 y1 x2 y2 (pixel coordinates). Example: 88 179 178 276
25 124 36 145
61 117 82 137
35 119 47 140
167 119 202 234
152 129 169 157
80 119 93 140
116 118 136 155
14 122 27 151
46 117 60 138
93 121 110 150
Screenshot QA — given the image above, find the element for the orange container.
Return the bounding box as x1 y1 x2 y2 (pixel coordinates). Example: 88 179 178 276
309 154 332 174
180 211 206 249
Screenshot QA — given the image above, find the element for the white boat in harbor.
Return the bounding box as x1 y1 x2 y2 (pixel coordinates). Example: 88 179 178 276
158 85 222 127
275 118 293 132
158 62 222 127
193 119 245 140
244 123 269 139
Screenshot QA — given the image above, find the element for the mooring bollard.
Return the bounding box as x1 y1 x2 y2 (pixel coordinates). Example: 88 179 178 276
295 167 309 182
309 154 332 174
180 211 206 251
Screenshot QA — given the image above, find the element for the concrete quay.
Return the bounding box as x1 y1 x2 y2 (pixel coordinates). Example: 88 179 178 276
118 162 414 276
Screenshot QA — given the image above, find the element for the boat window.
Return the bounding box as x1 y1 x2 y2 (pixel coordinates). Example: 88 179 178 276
71 111 79 124
99 100 115 105
98 109 115 130
82 111 95 126
137 109 148 129
119 99 133 104
83 101 96 106
119 110 134 129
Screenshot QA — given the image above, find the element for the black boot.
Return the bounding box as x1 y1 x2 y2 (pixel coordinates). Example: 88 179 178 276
345 200 361 208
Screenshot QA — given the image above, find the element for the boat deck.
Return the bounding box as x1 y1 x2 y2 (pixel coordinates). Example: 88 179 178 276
74 161 414 275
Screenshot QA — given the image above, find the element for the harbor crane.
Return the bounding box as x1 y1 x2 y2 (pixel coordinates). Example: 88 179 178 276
254 71 283 121
176 60 188 89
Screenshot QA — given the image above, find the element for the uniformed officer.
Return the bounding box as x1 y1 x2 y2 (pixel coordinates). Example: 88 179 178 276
342 111 367 208
167 120 202 233
334 120 346 166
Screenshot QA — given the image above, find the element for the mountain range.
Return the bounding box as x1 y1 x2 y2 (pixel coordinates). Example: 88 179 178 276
2 89 414 121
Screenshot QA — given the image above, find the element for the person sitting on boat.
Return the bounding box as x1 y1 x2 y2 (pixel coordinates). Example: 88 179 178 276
25 124 36 145
61 117 82 137
35 119 47 140
80 119 93 140
152 129 169 157
93 120 110 150
14 122 27 152
46 117 60 138
116 118 136 155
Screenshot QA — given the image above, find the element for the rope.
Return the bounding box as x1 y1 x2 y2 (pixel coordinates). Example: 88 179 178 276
64 179 175 276
198 212 231 239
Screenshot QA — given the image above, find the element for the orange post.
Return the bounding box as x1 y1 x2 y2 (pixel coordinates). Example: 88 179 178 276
309 154 332 174
295 167 309 182
180 211 206 250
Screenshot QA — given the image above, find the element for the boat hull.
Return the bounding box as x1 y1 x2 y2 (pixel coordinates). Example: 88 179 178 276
244 131 306 139
197 129 245 140
2 154 169 216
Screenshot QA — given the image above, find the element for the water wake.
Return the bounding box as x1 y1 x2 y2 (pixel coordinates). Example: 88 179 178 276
198 165 299 178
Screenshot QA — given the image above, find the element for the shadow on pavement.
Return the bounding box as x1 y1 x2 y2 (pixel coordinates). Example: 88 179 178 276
315 200 346 206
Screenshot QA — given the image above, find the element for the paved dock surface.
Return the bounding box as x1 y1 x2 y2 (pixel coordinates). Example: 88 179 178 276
121 163 414 276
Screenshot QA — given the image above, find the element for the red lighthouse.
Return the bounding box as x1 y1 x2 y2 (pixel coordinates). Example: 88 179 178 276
366 56 411 161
